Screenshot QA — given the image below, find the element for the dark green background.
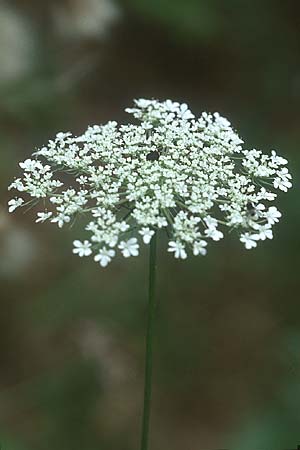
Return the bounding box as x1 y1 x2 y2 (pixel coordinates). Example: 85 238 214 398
0 1 299 448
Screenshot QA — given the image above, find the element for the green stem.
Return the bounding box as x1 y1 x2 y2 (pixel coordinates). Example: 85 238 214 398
140 232 158 450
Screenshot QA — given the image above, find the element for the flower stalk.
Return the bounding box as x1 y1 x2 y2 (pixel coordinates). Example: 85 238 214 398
140 232 158 450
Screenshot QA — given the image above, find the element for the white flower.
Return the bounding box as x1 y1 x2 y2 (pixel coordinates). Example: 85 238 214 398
94 247 115 267
273 177 292 192
135 99 153 109
193 240 207 256
36 212 53 223
265 206 281 225
8 98 291 267
76 176 88 185
118 238 139 257
240 233 258 250
177 103 195 120
139 227 155 244
8 197 24 213
255 165 272 177
51 211 71 228
258 188 277 201
205 228 224 241
252 224 273 241
204 216 218 228
168 241 187 259
8 178 25 192
73 240 92 257
270 150 288 166
19 159 39 171
156 217 168 228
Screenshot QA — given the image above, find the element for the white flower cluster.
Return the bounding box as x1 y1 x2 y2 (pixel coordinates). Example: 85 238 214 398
8 99 292 266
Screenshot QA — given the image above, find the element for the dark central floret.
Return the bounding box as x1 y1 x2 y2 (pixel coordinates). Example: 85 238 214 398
146 151 160 161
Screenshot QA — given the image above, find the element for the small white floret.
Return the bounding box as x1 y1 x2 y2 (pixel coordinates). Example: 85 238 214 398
240 233 258 250
73 240 92 257
139 227 155 244
36 212 53 223
94 247 115 267
265 206 281 225
8 197 24 213
193 240 207 256
118 238 139 257
168 241 187 259
252 224 273 241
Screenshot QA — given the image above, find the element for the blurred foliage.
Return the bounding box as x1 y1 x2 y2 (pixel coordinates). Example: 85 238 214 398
0 0 300 449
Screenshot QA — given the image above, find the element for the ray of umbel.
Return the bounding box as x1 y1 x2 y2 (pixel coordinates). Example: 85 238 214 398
8 98 292 448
